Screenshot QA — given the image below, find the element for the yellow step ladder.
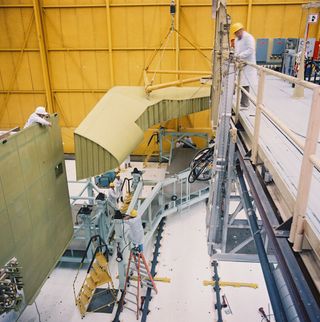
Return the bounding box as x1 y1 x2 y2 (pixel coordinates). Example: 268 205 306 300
73 236 117 318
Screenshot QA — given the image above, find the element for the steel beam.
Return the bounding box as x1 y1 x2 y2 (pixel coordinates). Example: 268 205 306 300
212 253 277 263
237 164 288 322
0 47 213 52
246 0 253 31
175 0 180 81
105 0 115 86
33 0 54 114
0 2 310 8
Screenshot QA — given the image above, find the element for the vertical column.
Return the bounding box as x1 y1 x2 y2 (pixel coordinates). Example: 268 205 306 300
246 0 253 32
33 0 54 113
289 87 320 251
235 68 242 123
175 0 180 80
105 0 115 86
251 69 265 164
293 15 309 98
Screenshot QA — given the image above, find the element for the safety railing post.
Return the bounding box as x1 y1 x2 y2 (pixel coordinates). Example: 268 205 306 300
251 70 265 164
289 87 320 251
235 67 242 123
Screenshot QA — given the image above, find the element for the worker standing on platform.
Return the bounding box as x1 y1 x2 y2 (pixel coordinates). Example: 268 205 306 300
124 209 144 252
107 182 119 210
114 172 123 202
131 168 144 191
24 106 52 128
231 22 256 108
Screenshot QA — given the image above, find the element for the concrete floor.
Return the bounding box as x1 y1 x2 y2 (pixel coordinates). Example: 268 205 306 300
17 160 272 322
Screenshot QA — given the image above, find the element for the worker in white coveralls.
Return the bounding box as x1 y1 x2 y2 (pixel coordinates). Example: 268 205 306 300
124 209 144 252
231 22 257 108
107 182 119 210
114 172 123 202
24 106 52 128
131 168 144 191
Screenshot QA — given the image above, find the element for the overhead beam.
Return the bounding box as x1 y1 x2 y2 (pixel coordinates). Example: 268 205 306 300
0 89 107 94
33 0 54 114
0 2 310 8
105 0 115 86
0 47 213 52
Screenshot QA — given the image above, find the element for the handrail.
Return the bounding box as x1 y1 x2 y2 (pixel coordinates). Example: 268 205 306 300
310 154 320 171
234 60 320 252
244 60 319 90
120 177 132 193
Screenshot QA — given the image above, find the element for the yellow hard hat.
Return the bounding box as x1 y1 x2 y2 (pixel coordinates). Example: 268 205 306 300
130 209 138 218
230 22 244 35
109 182 115 188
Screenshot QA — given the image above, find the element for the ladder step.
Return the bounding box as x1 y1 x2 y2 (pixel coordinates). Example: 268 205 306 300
130 266 148 274
126 290 137 296
141 280 155 288
82 285 93 298
90 270 100 283
79 293 90 305
129 284 138 289
95 253 108 267
91 264 112 285
140 274 151 280
124 305 137 313
85 276 97 289
92 262 104 274
125 298 137 305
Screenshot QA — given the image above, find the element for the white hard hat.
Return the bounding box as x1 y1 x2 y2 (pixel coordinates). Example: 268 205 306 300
35 106 48 116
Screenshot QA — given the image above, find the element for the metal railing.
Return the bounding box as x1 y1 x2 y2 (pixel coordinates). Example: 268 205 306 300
128 170 210 246
234 60 320 252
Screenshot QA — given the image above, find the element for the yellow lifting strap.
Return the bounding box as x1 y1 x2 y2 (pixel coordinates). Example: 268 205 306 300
203 280 259 289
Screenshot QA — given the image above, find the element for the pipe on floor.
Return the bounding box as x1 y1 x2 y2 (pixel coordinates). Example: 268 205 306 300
236 165 288 322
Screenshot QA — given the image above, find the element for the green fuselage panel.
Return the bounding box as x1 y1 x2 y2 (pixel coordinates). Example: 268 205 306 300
0 115 73 304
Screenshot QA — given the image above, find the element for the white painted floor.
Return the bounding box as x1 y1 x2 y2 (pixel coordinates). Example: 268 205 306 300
18 188 272 321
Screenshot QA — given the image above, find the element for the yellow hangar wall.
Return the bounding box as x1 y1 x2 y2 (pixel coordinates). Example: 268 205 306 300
0 0 319 154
